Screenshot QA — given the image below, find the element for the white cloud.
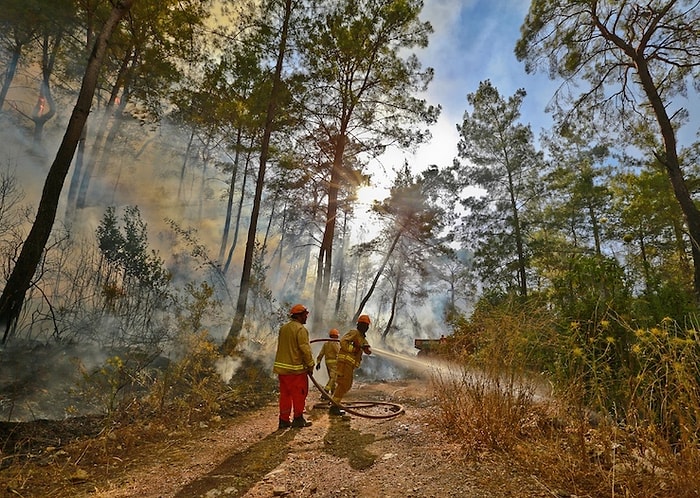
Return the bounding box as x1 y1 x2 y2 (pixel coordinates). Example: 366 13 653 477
373 0 556 178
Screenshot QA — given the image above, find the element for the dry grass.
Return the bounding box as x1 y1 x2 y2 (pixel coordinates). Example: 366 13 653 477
431 367 536 457
431 363 700 497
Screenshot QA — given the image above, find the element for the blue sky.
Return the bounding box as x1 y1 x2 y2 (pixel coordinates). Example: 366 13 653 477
376 0 557 176
383 0 699 177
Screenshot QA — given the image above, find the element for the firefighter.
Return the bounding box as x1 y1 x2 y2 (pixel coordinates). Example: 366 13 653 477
315 328 340 397
273 304 316 429
329 315 372 416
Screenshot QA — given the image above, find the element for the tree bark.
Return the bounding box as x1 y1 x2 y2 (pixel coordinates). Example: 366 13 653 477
0 45 22 111
636 60 700 300
219 124 243 261
352 231 402 323
381 268 401 341
0 0 134 343
593 5 700 300
312 134 346 332
223 0 292 353
224 136 255 275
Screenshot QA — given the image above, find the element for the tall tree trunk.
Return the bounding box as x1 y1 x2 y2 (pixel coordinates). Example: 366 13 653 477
352 230 401 323
219 124 243 260
223 138 255 275
381 269 402 341
0 45 22 111
65 22 109 220
75 48 135 211
335 209 349 313
604 27 700 300
312 134 346 331
0 0 134 344
76 82 131 209
197 138 213 221
638 62 700 299
507 169 527 298
31 31 62 144
177 128 196 201
297 243 311 294
262 190 279 252
267 199 288 272
223 0 292 353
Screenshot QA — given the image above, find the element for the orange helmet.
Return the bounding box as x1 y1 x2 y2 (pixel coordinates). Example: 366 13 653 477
289 304 308 315
329 328 339 338
357 314 371 325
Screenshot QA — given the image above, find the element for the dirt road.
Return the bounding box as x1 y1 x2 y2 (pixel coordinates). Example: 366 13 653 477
85 377 548 498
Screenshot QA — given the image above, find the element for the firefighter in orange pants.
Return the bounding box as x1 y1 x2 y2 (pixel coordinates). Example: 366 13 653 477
329 315 372 416
273 304 316 429
316 328 340 397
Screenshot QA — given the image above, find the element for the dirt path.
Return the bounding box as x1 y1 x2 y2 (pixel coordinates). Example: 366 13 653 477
84 378 549 498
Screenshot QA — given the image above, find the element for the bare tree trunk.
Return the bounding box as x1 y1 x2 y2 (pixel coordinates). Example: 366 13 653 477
335 209 349 313
599 21 700 300
223 137 255 275
223 0 292 353
352 231 401 323
0 0 134 344
31 31 62 144
75 48 136 211
0 45 22 111
219 124 243 260
262 190 279 252
178 128 196 201
312 134 346 332
637 59 700 299
267 199 288 271
381 269 402 341
76 81 131 209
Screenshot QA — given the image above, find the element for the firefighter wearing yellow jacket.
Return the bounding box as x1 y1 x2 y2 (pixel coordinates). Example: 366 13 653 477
273 304 315 429
315 328 340 396
329 315 372 416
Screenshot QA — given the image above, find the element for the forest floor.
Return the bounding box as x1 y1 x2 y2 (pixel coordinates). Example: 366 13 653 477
0 374 558 498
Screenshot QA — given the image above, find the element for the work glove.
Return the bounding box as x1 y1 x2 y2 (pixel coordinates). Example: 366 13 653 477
363 345 372 355
307 365 315 375
315 362 321 371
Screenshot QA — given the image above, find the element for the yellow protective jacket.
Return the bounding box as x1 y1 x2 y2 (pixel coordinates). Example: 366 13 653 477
273 320 315 375
316 341 339 366
337 328 370 368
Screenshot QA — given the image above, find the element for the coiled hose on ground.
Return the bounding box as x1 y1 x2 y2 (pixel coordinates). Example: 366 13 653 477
309 338 405 419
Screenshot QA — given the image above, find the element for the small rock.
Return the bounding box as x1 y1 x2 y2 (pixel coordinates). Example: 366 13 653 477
69 468 89 483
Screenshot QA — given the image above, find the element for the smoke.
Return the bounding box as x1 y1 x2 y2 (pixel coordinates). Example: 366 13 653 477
215 355 242 383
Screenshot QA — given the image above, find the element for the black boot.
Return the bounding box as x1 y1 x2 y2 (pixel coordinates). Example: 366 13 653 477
329 405 346 416
291 416 312 428
278 419 292 429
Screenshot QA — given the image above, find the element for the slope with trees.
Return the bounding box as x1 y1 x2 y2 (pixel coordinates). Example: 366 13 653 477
516 0 700 300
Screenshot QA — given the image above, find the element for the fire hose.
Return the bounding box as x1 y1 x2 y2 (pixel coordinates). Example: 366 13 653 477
309 338 405 419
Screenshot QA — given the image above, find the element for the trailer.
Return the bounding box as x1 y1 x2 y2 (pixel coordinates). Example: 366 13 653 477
414 336 448 356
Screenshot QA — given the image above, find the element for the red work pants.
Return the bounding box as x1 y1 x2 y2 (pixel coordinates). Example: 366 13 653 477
278 373 308 422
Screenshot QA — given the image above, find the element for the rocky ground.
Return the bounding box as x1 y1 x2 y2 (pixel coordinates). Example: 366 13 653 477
1 376 554 498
